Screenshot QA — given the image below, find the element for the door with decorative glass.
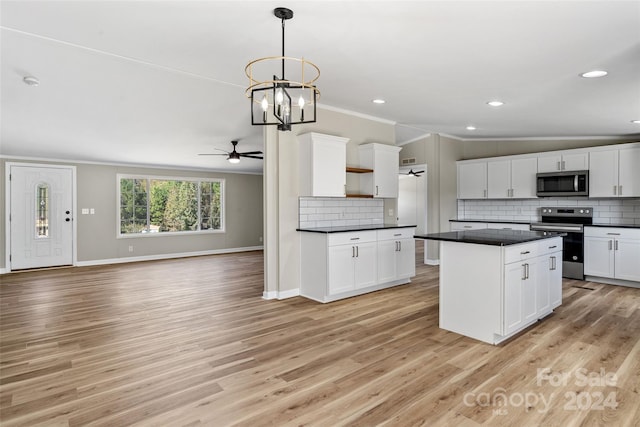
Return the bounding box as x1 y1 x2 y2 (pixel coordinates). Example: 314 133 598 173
9 164 74 270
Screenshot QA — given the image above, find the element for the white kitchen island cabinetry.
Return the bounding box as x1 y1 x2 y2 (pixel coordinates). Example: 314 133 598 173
584 226 640 285
298 132 350 197
299 226 416 303
415 230 562 345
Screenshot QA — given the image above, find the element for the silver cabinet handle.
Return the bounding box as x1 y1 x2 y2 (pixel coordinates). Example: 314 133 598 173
619 185 622 195
607 233 621 236
608 240 612 250
483 189 487 198
613 185 617 195
350 237 360 240
562 160 566 170
615 240 618 251
344 184 346 195
522 264 527 280
463 225 473 229
395 241 399 251
394 233 402 236
557 161 561 170
526 263 529 279
352 246 355 257
520 250 530 255
548 245 557 249
356 246 359 257
375 185 379 196
399 241 402 251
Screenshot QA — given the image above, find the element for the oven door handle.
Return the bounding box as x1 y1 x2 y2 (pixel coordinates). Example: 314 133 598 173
531 224 583 232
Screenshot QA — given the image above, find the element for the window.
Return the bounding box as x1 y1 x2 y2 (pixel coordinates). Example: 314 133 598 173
36 183 49 238
118 175 224 236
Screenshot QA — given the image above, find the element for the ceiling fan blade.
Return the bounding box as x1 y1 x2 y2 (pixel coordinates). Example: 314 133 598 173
415 170 425 174
239 151 263 155
240 154 264 159
198 153 228 156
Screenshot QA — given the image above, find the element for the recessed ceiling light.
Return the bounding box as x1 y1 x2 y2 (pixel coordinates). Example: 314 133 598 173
372 99 386 104
580 70 608 78
632 120 640 124
466 125 476 131
486 100 504 107
23 76 40 86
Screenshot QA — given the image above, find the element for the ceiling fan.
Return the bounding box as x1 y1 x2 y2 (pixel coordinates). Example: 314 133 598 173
402 168 424 177
198 140 263 164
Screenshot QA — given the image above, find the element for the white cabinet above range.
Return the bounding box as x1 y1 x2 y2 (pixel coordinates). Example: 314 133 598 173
537 152 588 173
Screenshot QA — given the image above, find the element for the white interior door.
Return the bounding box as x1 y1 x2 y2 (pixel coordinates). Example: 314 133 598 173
398 175 417 225
9 164 74 270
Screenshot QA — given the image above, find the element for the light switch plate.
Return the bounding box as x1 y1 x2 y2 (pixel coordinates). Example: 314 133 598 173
81 208 89 215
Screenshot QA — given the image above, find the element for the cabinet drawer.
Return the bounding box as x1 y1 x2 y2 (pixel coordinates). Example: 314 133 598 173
537 237 563 256
584 227 640 239
327 230 377 246
504 242 538 264
450 221 488 231
377 227 415 241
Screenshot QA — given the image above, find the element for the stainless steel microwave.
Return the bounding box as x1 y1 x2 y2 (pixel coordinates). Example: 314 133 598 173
536 170 589 197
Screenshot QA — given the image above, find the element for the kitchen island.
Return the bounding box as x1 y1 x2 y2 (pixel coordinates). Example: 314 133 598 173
415 229 563 345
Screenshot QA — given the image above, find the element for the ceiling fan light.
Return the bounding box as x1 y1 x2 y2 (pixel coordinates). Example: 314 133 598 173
228 157 240 164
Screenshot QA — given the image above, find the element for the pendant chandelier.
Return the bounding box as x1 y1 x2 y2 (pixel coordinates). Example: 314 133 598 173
245 7 320 131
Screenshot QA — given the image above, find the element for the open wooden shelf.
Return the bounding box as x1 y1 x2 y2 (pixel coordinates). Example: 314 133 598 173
346 166 374 174
346 194 374 198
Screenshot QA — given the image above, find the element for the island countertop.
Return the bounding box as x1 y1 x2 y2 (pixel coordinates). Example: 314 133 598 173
414 229 563 246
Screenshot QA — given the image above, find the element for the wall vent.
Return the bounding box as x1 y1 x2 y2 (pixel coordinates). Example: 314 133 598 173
401 158 416 165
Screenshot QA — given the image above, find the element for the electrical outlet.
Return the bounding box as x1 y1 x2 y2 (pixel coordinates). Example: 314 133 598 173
81 208 89 215
128 246 134 252
90 208 95 215
388 209 394 217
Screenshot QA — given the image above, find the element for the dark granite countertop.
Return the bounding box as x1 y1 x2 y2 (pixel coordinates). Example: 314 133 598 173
414 229 563 246
449 219 532 225
297 224 416 234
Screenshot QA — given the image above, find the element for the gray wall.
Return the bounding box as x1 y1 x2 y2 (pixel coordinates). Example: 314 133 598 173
1 158 263 269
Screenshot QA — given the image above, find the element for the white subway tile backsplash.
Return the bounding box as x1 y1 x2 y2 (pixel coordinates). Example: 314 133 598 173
299 197 385 228
458 198 640 224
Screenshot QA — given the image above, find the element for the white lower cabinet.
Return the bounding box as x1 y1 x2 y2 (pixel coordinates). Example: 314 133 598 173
439 236 562 344
584 227 640 283
301 227 416 303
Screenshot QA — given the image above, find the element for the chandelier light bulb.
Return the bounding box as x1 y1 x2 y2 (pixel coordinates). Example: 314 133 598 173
276 88 284 105
261 95 269 111
298 95 305 109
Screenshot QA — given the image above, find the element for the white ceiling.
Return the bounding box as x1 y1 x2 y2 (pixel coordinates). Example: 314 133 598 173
2 1 639 174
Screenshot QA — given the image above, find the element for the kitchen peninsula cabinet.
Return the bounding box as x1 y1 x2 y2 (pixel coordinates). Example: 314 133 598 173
416 230 562 345
298 132 350 197
299 225 416 303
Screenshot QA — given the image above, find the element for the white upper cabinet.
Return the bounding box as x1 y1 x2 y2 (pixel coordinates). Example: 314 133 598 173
487 157 537 199
358 143 401 198
457 161 487 199
537 152 588 172
298 132 350 197
589 146 640 198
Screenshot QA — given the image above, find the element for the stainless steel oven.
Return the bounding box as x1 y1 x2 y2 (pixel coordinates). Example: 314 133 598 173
530 207 593 280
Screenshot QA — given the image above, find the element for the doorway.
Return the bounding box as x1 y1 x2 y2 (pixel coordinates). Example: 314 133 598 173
7 163 76 270
397 165 428 263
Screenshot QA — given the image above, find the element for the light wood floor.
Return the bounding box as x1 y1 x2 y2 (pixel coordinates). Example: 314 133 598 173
1 248 639 426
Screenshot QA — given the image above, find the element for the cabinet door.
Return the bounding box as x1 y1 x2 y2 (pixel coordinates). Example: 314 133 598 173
458 162 487 199
536 255 552 316
373 150 399 198
487 160 511 199
377 239 397 283
584 236 614 278
523 260 538 324
589 150 618 198
537 155 562 173
549 251 563 308
328 244 355 294
618 147 640 197
510 157 538 198
313 140 347 197
615 238 640 282
504 262 526 335
396 238 416 279
354 242 377 288
562 153 588 171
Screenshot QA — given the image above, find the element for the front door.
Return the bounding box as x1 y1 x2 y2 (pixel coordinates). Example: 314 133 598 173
9 164 74 270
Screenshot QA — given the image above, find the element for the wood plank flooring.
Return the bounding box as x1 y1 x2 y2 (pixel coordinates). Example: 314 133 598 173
1 248 639 426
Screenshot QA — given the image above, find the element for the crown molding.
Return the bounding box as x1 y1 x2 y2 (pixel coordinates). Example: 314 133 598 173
455 135 636 142
317 104 397 126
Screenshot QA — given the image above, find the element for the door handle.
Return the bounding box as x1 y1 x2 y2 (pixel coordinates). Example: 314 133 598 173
614 240 618 251
65 218 71 222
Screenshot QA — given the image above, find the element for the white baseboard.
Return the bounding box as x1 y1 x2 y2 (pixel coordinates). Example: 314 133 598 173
425 258 440 266
75 246 263 268
262 288 300 300
0 268 8 275
584 275 640 289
